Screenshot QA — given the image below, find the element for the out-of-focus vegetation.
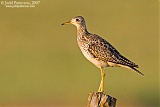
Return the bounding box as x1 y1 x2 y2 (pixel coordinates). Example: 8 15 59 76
0 0 159 107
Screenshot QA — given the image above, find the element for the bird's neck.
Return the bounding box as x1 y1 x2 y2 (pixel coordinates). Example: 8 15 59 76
76 25 89 37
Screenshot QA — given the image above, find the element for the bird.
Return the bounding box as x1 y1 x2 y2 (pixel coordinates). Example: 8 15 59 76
61 16 144 92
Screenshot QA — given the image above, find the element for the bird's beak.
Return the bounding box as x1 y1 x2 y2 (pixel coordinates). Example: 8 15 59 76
61 21 72 26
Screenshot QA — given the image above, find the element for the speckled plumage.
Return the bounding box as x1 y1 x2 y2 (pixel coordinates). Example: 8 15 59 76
62 16 144 92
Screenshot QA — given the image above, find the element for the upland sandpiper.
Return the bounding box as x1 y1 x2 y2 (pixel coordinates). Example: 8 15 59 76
62 16 144 92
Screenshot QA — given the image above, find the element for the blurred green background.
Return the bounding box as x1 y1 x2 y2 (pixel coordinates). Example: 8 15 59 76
0 0 159 107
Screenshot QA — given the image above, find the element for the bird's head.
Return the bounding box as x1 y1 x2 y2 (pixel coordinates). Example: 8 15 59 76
62 16 86 28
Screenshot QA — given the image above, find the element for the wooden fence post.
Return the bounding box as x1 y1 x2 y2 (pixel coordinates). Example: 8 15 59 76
87 92 117 107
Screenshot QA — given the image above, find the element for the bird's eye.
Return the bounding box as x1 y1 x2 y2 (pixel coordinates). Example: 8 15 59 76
76 18 80 21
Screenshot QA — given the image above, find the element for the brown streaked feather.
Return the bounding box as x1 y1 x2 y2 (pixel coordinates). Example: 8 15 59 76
87 34 137 67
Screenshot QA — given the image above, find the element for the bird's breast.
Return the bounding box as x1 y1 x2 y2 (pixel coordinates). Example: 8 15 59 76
77 35 109 68
78 44 108 68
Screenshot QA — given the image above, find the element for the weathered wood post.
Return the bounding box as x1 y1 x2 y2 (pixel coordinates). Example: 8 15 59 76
87 92 117 107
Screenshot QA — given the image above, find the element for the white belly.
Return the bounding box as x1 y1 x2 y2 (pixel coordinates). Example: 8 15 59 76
80 47 108 68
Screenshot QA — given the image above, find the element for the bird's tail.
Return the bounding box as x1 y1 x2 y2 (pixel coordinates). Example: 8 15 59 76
130 67 144 76
117 64 144 76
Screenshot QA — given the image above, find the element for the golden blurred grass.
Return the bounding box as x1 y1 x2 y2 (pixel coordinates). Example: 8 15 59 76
0 0 159 107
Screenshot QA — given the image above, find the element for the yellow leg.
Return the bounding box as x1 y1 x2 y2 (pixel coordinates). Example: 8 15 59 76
98 67 105 92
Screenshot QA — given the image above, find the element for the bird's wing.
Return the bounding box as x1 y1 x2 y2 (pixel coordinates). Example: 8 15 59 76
87 34 138 68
